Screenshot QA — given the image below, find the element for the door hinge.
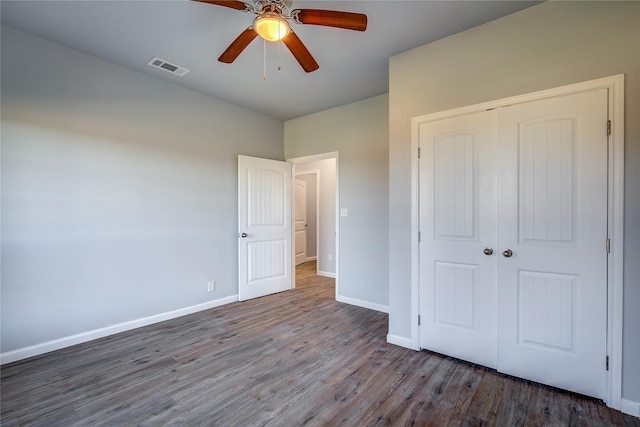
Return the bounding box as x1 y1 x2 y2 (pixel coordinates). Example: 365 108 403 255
418 231 421 243
418 147 421 158
607 120 611 136
606 238 611 254
418 315 421 326
606 355 610 371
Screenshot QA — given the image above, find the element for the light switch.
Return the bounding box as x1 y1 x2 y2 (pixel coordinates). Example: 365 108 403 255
340 208 348 217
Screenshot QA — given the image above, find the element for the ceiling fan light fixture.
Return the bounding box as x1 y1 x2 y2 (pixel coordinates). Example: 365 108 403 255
254 12 290 41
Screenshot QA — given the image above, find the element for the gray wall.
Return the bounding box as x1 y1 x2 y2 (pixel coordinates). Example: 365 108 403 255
388 2 639 403
1 26 284 354
285 95 389 309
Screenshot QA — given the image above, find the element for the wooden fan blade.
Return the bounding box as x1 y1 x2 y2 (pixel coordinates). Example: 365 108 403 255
218 28 258 63
293 9 367 31
282 31 319 73
192 0 250 12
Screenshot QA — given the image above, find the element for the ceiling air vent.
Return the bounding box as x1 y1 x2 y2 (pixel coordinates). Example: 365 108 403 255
148 57 190 77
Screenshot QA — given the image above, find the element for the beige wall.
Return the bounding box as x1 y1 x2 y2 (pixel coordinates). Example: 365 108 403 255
285 94 389 310
389 2 640 403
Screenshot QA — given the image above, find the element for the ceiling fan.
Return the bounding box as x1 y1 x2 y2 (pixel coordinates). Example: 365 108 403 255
194 0 367 72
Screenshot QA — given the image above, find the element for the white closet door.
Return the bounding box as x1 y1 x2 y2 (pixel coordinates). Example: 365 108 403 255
419 110 498 368
496 89 609 399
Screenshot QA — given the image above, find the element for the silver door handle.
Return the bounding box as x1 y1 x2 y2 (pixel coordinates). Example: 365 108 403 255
483 247 494 256
502 249 513 258
239 232 248 238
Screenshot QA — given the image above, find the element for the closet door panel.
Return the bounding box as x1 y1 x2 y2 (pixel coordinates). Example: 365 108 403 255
496 89 608 400
418 110 498 368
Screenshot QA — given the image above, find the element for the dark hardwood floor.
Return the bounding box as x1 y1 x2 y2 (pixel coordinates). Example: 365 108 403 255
1 261 638 426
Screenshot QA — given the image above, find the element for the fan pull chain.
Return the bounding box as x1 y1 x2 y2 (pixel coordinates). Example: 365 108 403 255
263 39 267 80
277 40 282 71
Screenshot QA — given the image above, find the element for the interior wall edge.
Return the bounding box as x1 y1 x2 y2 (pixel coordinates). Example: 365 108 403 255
386 334 418 351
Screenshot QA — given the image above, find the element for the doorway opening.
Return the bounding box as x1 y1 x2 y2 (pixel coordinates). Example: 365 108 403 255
288 152 339 299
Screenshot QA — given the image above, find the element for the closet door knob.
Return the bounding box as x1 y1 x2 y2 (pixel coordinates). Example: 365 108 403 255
502 249 513 258
483 247 494 255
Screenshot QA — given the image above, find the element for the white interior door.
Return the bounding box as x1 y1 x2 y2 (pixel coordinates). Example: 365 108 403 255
238 155 292 301
419 110 498 368
294 178 308 266
496 89 609 399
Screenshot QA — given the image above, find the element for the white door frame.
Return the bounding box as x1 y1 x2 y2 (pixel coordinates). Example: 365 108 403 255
409 75 624 410
288 152 340 300
294 170 320 265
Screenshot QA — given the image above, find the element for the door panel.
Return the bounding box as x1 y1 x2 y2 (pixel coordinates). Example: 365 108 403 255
496 89 608 399
519 118 575 242
434 262 477 329
419 110 498 369
248 240 286 281
434 132 477 239
238 155 292 301
294 178 307 265
518 271 575 351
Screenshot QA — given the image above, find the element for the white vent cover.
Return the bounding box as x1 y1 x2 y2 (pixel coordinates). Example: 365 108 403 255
148 57 190 77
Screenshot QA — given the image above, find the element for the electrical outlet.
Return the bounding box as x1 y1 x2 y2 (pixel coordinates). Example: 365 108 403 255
328 254 332 262
207 281 215 292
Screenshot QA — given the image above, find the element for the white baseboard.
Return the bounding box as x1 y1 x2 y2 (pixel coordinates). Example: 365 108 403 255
318 270 336 278
336 295 388 313
621 398 640 417
305 256 317 261
0 295 239 365
387 334 419 351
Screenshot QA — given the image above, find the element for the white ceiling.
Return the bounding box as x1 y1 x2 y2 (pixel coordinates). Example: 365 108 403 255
1 0 539 121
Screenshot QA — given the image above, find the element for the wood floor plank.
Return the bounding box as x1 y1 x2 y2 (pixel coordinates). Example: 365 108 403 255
1 261 637 426
464 369 505 425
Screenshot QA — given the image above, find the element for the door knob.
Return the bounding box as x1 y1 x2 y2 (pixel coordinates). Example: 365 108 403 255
502 249 513 258
483 247 494 256
239 232 248 238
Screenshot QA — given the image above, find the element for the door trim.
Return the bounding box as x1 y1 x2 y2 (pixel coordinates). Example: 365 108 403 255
409 75 624 410
287 152 340 300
